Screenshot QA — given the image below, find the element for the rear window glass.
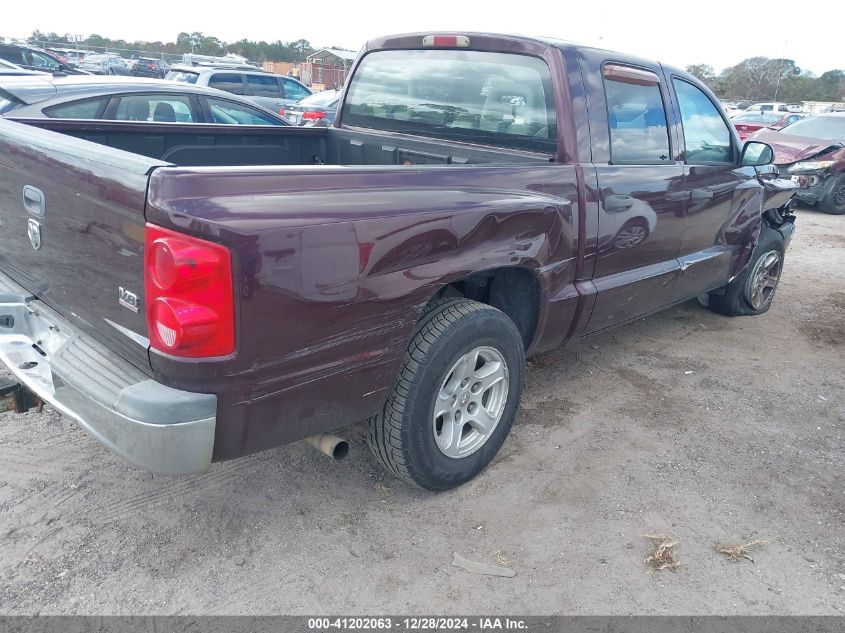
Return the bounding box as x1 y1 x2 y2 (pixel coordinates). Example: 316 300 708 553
733 113 781 123
208 73 245 95
246 74 281 98
44 97 108 119
283 78 311 101
343 50 557 153
167 71 198 84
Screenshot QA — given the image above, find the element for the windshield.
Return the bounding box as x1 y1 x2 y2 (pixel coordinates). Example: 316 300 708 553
780 116 845 141
343 49 557 153
297 90 339 107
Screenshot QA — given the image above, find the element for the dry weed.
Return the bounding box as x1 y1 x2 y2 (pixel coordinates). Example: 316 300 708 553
644 534 681 571
716 540 767 563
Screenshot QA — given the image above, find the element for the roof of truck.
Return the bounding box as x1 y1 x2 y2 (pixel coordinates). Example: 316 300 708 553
363 31 686 76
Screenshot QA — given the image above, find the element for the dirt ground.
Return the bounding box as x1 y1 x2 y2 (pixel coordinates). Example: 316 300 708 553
0 207 843 616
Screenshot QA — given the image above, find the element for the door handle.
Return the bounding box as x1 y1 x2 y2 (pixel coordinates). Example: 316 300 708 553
604 195 635 212
691 188 714 202
22 186 46 217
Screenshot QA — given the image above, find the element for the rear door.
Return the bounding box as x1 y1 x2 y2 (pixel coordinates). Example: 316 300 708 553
0 119 167 370
581 53 686 333
669 76 761 297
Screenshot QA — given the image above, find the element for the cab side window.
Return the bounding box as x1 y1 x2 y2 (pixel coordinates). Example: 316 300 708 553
603 64 671 164
673 79 733 164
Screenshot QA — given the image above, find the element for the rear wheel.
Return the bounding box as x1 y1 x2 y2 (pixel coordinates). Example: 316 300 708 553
819 174 845 215
368 299 524 491
708 221 785 316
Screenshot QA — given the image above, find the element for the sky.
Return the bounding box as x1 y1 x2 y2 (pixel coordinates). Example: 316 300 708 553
3 0 843 75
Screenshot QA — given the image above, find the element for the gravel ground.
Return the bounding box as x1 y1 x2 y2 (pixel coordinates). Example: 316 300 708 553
0 207 843 615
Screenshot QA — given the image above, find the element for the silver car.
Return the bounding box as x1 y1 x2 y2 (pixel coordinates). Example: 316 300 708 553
166 65 311 114
79 54 132 76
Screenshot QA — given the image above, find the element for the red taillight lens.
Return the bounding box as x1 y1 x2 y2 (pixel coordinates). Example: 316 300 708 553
422 35 470 48
145 224 235 358
302 111 326 120
279 108 286 117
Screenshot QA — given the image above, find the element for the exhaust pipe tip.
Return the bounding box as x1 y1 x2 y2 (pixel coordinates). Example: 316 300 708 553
305 433 349 460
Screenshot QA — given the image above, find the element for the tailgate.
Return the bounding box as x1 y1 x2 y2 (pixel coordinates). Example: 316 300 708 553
0 118 168 371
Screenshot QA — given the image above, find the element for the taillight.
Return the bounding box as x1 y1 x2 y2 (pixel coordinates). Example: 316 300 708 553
144 224 235 357
302 111 326 120
279 108 286 117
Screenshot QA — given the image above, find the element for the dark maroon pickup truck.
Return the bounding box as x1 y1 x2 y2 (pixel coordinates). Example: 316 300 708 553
0 33 796 490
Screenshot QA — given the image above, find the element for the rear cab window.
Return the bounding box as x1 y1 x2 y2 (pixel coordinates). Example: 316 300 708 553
342 49 557 153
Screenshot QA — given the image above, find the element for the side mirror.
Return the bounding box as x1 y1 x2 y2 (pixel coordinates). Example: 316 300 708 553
741 141 774 167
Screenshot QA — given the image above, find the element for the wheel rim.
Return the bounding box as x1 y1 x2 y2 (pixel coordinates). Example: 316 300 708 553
746 250 782 310
432 346 509 459
832 183 845 208
614 225 647 249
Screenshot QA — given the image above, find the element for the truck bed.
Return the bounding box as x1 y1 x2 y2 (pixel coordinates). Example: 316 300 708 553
0 117 579 462
16 118 553 167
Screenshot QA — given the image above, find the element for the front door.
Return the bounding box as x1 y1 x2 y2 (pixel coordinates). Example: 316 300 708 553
584 61 686 334
670 78 761 298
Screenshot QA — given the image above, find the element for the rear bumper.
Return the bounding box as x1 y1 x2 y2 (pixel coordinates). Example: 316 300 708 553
0 272 216 475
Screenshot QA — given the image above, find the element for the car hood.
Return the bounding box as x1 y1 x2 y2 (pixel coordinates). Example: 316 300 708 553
750 129 845 165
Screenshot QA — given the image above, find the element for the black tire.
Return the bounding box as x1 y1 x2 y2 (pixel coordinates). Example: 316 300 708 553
819 173 845 215
368 299 525 491
708 220 786 316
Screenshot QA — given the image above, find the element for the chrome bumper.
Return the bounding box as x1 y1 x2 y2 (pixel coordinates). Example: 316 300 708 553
0 272 216 475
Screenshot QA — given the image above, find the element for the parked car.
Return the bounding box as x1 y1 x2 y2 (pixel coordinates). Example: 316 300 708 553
166 64 311 113
283 89 340 126
732 112 806 140
0 75 290 127
47 49 92 68
0 59 47 76
0 43 85 75
751 113 845 214
131 57 170 79
79 54 132 76
0 33 795 490
741 102 803 115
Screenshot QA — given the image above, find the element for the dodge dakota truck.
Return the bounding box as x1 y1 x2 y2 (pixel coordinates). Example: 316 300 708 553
0 33 795 490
